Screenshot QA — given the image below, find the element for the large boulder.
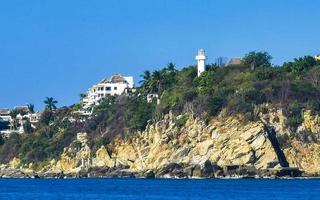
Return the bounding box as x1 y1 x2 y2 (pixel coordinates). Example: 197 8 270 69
157 163 187 178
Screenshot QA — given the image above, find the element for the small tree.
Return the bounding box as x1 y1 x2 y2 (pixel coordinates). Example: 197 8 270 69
305 66 320 88
23 119 33 134
39 109 53 126
125 96 156 131
9 109 20 130
243 51 272 70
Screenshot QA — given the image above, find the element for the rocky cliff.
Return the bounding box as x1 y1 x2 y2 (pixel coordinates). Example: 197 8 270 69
2 110 320 178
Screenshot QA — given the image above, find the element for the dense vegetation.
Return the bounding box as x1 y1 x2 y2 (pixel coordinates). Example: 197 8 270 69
1 51 320 164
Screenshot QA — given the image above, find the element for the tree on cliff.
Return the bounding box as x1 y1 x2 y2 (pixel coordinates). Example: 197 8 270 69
150 70 163 93
305 66 320 88
44 97 58 111
284 56 317 75
139 70 151 85
243 51 272 70
166 62 176 72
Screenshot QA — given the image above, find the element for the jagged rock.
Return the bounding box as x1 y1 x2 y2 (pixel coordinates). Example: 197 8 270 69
276 167 302 177
191 165 202 177
201 160 222 178
54 132 92 174
92 146 115 167
145 170 155 179
87 167 110 177
77 132 88 145
284 140 320 175
8 157 21 168
157 163 187 178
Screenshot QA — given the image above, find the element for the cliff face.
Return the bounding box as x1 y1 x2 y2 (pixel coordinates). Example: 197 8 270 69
2 110 320 178
283 110 320 176
113 114 278 172
42 113 278 178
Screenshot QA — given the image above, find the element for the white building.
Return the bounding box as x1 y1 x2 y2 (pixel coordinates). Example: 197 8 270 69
315 54 320 61
0 106 40 135
82 74 134 109
147 93 160 104
196 49 207 77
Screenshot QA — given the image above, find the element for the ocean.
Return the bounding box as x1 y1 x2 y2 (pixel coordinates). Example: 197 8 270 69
0 178 319 199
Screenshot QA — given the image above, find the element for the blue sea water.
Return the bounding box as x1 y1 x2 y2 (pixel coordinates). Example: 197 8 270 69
0 178 319 200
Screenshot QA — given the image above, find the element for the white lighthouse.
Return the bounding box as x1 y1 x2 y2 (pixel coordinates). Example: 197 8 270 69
196 49 207 77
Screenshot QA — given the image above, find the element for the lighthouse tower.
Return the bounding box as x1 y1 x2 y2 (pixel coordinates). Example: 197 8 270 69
196 49 207 77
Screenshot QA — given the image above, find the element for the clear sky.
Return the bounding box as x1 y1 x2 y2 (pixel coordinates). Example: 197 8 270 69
0 0 319 110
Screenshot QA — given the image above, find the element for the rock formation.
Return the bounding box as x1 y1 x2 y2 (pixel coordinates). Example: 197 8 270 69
2 110 320 178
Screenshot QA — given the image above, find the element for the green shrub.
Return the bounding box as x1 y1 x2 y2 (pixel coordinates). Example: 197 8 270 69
125 96 156 131
284 101 303 130
208 95 225 116
176 115 188 128
39 109 54 126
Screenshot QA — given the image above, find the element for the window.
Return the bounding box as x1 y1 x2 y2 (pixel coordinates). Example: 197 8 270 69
114 86 117 90
106 87 111 91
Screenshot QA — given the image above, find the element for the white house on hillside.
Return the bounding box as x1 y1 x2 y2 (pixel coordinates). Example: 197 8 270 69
82 74 134 109
0 106 40 135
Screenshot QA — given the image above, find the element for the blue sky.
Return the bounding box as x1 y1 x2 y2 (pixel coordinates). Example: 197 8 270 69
0 0 319 110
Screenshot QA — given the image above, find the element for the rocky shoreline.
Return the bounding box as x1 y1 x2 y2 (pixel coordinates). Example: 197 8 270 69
0 162 303 179
1 110 320 179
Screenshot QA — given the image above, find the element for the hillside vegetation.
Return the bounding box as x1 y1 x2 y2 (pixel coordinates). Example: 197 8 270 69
1 51 320 164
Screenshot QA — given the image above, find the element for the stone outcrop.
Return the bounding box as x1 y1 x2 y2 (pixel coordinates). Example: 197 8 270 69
106 114 283 178
298 110 320 134
8 157 21 169
2 109 320 178
284 140 320 176
92 146 115 167
53 132 92 174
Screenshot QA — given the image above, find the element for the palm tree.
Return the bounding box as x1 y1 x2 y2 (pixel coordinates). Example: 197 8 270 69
79 93 87 102
44 97 58 111
9 109 19 130
27 104 35 114
165 62 177 88
139 70 151 85
151 70 163 93
166 62 176 72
